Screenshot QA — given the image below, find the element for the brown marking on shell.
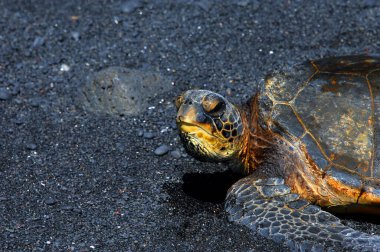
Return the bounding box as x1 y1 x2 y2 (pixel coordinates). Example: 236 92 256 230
357 191 380 205
321 83 340 93
357 179 380 205
284 143 338 206
368 116 374 127
278 140 367 207
323 176 362 206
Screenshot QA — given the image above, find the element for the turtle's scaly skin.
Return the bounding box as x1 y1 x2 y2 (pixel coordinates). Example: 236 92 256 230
175 55 380 250
226 176 380 251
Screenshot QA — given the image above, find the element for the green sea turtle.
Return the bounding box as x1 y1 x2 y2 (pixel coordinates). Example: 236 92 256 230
175 55 380 251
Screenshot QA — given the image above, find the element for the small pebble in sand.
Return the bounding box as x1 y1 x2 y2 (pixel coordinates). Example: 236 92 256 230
154 145 170 156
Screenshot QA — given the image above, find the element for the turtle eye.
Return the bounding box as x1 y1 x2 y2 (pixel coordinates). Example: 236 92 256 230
202 93 225 116
175 94 184 109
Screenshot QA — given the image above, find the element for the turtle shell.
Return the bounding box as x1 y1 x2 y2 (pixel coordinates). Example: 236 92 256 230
261 55 380 184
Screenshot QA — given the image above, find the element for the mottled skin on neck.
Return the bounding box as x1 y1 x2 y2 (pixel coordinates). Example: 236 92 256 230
236 94 276 174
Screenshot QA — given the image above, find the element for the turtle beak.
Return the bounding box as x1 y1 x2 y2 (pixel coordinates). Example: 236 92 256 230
176 104 210 131
176 104 198 125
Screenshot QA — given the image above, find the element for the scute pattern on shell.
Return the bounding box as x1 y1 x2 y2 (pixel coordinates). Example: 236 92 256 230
263 55 380 180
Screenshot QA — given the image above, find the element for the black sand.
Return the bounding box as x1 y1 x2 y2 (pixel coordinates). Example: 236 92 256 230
1 1 379 251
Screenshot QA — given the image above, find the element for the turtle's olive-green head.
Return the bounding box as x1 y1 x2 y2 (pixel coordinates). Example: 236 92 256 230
175 90 244 162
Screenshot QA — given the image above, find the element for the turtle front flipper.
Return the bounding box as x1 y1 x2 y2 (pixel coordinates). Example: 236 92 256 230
226 176 380 251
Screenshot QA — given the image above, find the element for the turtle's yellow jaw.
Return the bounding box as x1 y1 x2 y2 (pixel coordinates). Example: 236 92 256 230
175 90 243 162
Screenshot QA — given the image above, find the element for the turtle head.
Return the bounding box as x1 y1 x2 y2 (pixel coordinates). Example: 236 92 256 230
175 90 244 162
